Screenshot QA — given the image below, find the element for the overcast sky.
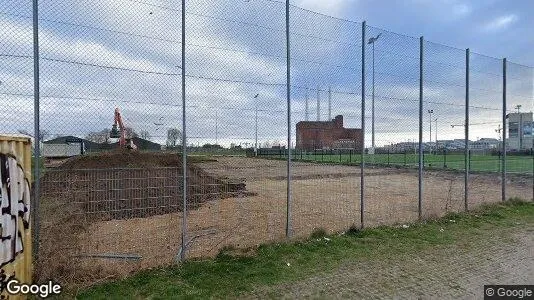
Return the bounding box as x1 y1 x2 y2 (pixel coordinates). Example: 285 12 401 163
0 0 532 147
294 0 534 66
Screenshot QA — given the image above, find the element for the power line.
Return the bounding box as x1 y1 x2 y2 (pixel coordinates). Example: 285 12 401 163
1 12 365 74
122 0 362 48
0 53 530 112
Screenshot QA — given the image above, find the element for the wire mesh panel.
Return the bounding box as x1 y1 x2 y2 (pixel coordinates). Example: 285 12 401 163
422 41 466 216
34 0 184 287
363 25 420 226
289 6 362 236
468 52 505 207
39 166 182 285
0 0 34 134
183 0 288 258
506 61 533 201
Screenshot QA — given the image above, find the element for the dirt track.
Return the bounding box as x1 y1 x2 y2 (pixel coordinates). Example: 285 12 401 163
39 157 532 288
65 157 532 285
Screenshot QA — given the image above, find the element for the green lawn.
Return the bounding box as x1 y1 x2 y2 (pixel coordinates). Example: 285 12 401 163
78 200 534 299
263 152 533 174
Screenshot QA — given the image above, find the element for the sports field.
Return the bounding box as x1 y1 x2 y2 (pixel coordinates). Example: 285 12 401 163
260 152 533 174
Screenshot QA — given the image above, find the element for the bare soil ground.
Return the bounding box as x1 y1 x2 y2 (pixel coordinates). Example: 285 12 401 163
38 156 532 288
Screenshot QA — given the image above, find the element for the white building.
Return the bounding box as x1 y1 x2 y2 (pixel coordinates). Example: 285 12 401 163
507 112 533 151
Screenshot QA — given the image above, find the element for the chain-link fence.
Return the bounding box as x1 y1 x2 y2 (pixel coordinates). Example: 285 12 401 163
0 0 532 289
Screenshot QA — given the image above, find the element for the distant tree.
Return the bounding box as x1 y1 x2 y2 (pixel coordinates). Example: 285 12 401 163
85 129 111 144
166 128 182 147
202 143 223 149
139 130 151 141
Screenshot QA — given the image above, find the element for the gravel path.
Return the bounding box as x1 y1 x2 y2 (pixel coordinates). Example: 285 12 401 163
246 226 534 299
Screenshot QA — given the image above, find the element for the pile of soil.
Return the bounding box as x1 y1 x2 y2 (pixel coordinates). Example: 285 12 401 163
41 150 247 220
60 150 191 169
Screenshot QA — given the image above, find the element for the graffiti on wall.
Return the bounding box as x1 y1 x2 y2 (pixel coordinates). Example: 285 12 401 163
0 153 30 268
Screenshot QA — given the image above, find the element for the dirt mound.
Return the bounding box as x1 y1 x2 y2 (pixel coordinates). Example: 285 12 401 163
37 151 252 287
59 150 185 169
42 151 248 221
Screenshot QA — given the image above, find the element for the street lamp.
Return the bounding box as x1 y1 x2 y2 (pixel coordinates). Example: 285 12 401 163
254 93 259 156
428 109 434 153
215 110 218 146
515 105 523 150
434 118 438 150
368 33 381 154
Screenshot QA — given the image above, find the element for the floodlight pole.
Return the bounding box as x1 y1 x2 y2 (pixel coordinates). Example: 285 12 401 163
254 94 259 156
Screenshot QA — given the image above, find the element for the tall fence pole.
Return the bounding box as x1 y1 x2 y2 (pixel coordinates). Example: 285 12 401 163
32 0 41 261
360 21 366 229
180 0 188 261
418 36 424 220
285 0 292 238
464 48 469 211
502 58 507 202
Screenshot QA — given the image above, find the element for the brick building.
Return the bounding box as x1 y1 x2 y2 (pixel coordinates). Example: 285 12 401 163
296 115 363 151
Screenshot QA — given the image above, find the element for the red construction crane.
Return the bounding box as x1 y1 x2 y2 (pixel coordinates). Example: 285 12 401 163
110 108 137 150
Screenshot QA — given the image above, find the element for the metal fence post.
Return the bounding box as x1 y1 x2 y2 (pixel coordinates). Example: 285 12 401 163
180 0 187 261
285 0 292 238
502 58 507 202
465 48 469 211
360 21 366 229
32 0 41 262
418 36 424 220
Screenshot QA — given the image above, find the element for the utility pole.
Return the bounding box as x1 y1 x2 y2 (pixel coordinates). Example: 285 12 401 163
516 105 522 150
496 124 502 141
316 86 320 121
428 109 434 153
254 93 259 156
215 110 218 145
305 87 309 121
435 118 438 150
328 86 332 120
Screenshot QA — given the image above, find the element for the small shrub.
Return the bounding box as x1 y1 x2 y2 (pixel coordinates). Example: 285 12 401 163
346 224 362 236
310 228 327 239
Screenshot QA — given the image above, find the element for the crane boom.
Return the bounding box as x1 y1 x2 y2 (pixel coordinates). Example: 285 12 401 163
110 108 137 149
